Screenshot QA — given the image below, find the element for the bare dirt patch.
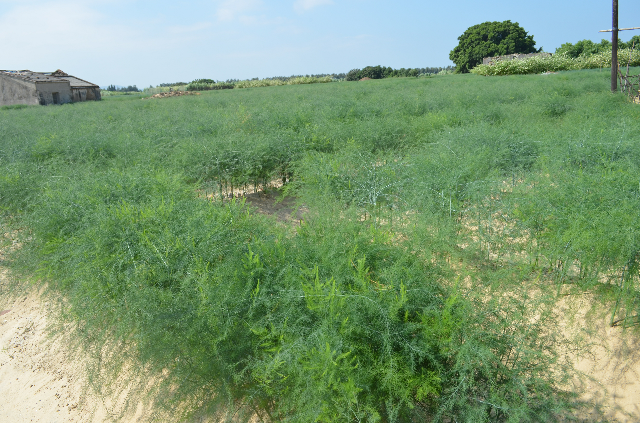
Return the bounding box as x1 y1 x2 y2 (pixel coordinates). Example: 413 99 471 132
244 189 307 225
1 288 89 422
198 181 307 227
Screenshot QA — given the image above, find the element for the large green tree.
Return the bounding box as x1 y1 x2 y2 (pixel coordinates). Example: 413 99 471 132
450 20 539 73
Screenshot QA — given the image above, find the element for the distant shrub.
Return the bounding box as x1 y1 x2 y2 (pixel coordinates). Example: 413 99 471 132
360 65 384 79
235 79 281 88
345 66 441 81
434 68 455 75
191 78 217 84
106 85 141 92
346 68 361 81
623 35 640 49
158 82 188 87
186 81 235 91
555 39 612 58
235 76 332 89
183 76 334 91
287 76 333 85
143 86 189 95
556 36 640 58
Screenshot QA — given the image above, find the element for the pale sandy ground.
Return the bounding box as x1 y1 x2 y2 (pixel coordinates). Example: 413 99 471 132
562 292 640 422
0 228 159 423
1 286 96 423
0 282 160 423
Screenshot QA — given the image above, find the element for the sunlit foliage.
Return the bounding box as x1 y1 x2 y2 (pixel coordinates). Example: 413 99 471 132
2 69 639 421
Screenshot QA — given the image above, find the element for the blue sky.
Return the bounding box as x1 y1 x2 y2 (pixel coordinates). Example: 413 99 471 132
1 0 639 87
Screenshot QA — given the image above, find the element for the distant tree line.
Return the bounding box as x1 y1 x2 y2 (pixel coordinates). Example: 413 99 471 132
105 84 141 92
149 69 455 91
259 73 341 82
192 74 343 85
111 33 640 92
345 65 455 81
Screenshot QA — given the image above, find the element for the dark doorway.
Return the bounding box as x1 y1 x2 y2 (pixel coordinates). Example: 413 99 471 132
52 92 60 105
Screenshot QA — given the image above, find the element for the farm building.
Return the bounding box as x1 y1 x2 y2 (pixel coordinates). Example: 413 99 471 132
0 69 101 106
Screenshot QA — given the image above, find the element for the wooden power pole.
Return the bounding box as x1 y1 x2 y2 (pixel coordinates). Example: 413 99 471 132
612 0 618 92
600 0 639 93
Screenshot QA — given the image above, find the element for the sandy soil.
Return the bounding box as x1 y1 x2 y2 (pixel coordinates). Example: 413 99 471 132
563 293 640 422
0 226 157 423
0 283 158 423
1 286 93 423
243 190 307 225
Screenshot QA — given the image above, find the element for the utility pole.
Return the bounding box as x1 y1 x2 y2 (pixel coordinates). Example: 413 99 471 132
599 16 640 92
600 0 639 93
612 0 618 92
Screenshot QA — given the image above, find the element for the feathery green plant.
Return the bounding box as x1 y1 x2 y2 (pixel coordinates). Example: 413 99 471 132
1 68 639 421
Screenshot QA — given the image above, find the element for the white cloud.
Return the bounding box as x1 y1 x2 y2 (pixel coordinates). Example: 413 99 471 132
216 0 263 22
0 1 198 85
293 0 333 13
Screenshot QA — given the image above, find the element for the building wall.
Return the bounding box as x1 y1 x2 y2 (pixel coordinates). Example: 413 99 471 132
1 73 100 106
35 82 72 105
0 74 39 106
71 87 101 102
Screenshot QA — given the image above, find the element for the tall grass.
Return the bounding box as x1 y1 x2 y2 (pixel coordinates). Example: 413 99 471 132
1 69 639 421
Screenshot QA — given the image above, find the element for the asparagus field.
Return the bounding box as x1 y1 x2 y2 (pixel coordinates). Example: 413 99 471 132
1 69 639 422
